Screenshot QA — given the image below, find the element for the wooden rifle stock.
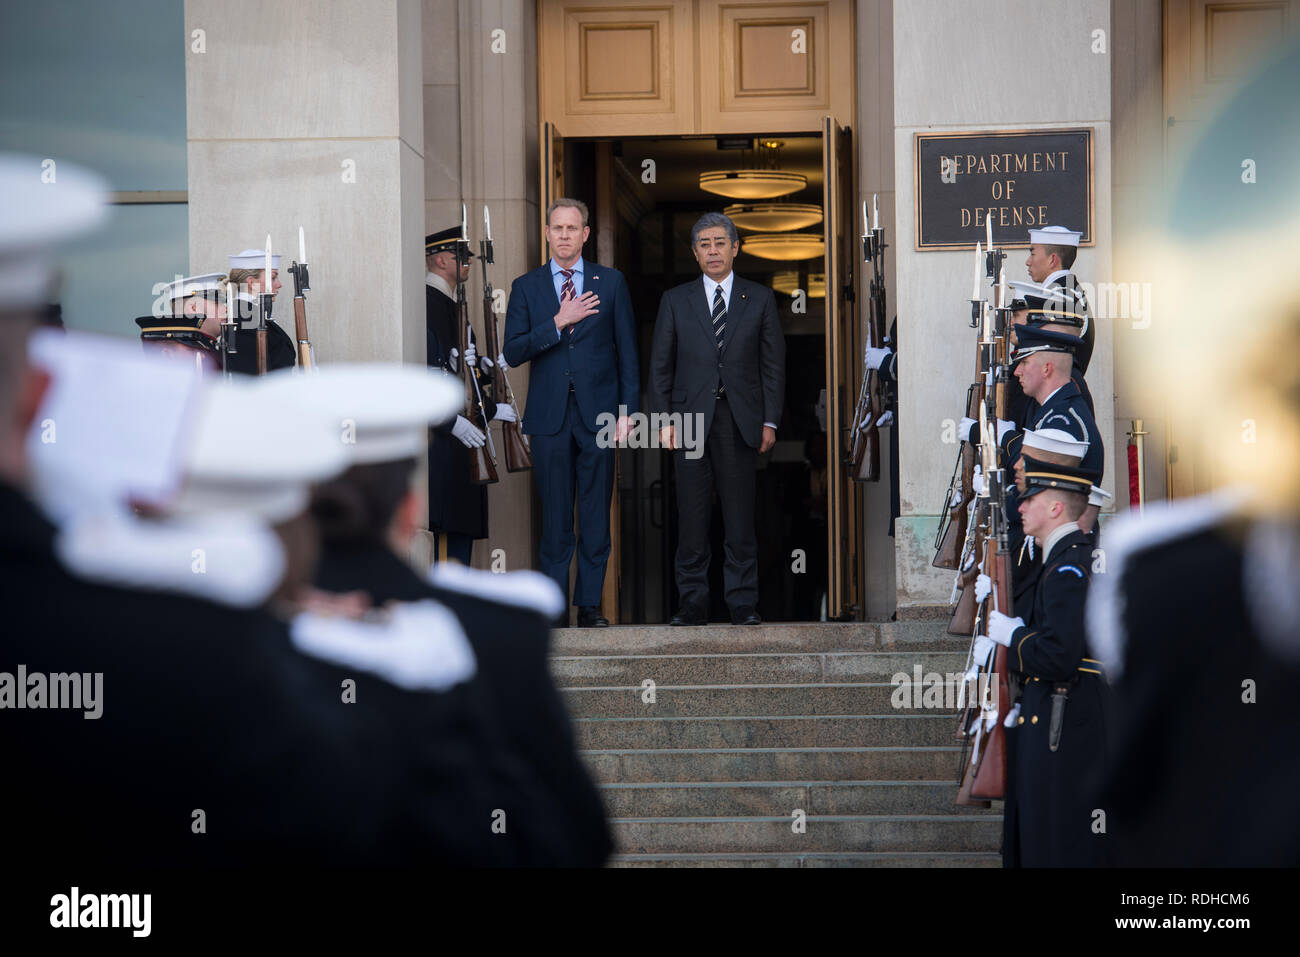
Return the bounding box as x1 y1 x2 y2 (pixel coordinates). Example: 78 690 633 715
479 237 531 473
293 296 313 369
968 544 1013 800
459 267 498 485
256 327 267 375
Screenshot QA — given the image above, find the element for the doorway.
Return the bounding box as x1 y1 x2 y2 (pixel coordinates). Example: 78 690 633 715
547 130 863 623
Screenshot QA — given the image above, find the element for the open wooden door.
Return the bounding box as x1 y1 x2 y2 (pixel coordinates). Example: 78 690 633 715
822 116 864 619
540 121 564 265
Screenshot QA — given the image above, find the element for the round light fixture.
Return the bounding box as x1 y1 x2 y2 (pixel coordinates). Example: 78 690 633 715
698 170 807 200
771 271 826 298
724 202 823 232
741 233 825 261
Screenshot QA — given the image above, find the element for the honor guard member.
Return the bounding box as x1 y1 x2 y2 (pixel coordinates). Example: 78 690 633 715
980 459 1110 868
1008 280 1095 415
424 226 515 563
135 272 229 372
226 247 297 374
1024 225 1095 373
265 363 612 865
864 317 901 534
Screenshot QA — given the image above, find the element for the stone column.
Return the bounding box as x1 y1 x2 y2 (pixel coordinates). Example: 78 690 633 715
891 0 1114 612
185 0 426 367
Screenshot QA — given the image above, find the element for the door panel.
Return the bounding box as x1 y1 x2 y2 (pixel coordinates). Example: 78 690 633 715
822 116 862 619
540 122 564 264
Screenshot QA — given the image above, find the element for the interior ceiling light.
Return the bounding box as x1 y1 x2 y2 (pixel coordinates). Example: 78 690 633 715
699 139 807 200
741 233 825 261
771 271 826 298
724 202 823 232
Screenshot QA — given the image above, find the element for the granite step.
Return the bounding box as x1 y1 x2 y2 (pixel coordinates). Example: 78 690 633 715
562 682 971 718
597 780 999 817
574 714 956 749
608 851 1002 868
553 621 971 655
610 815 1002 854
580 746 967 783
552 651 970 686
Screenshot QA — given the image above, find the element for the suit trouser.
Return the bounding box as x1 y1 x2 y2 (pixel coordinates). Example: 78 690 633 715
530 390 614 607
673 396 758 611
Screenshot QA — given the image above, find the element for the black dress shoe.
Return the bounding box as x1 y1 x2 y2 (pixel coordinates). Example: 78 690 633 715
670 604 707 626
576 606 609 628
730 608 762 626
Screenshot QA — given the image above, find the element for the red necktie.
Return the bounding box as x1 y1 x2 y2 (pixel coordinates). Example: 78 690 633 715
560 268 575 302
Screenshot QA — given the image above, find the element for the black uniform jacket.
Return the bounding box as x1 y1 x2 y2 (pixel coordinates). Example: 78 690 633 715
228 320 296 375
0 481 402 866
313 537 613 866
427 283 495 538
1097 510 1300 866
1004 528 1111 867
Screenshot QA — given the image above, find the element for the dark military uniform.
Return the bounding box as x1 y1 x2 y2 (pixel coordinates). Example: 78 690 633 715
427 276 496 557
1004 525 1111 867
228 319 296 375
1044 272 1095 375
1095 504 1300 866
0 480 387 866
313 536 612 865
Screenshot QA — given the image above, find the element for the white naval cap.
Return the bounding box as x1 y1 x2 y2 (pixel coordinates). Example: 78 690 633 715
1007 280 1071 304
0 152 108 309
163 272 227 302
229 248 281 270
26 328 206 526
1022 427 1089 458
1027 225 1082 247
259 363 463 465
1089 484 1113 508
167 377 349 523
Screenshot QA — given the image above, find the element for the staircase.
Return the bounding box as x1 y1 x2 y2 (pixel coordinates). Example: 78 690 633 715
552 621 1003 867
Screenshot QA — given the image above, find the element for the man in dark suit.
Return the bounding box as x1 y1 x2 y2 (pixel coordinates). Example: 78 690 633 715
502 198 639 627
425 226 515 564
648 212 786 626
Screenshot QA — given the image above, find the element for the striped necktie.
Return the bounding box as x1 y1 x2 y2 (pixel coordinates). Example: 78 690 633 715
560 268 575 302
711 284 726 351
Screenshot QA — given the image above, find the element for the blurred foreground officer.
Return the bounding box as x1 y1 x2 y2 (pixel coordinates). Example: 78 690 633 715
981 460 1110 867
262 363 612 865
0 155 391 864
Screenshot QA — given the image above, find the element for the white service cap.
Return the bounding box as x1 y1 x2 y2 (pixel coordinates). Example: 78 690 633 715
229 249 281 270
0 152 108 309
162 272 227 302
167 377 350 523
1089 484 1113 508
259 363 463 466
1027 225 1082 247
1022 427 1089 458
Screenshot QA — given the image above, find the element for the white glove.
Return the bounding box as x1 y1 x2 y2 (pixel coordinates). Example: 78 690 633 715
496 352 509 371
996 418 1016 444
971 464 985 496
493 404 517 423
972 633 994 664
974 572 991 604
958 416 976 443
448 347 461 373
1003 703 1021 728
987 609 1023 647
865 346 892 371
948 488 963 509
875 410 894 428
463 340 478 371
451 415 486 449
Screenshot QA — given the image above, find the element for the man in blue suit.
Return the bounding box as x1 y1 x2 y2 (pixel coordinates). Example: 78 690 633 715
503 198 639 627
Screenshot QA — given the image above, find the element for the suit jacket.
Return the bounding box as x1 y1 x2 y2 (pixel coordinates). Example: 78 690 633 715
648 273 786 448
502 260 639 436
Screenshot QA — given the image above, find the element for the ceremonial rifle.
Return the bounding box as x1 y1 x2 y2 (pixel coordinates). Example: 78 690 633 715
289 226 314 369
479 205 531 473
457 204 498 485
957 266 1014 802
850 200 886 482
220 279 238 380
256 234 273 375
